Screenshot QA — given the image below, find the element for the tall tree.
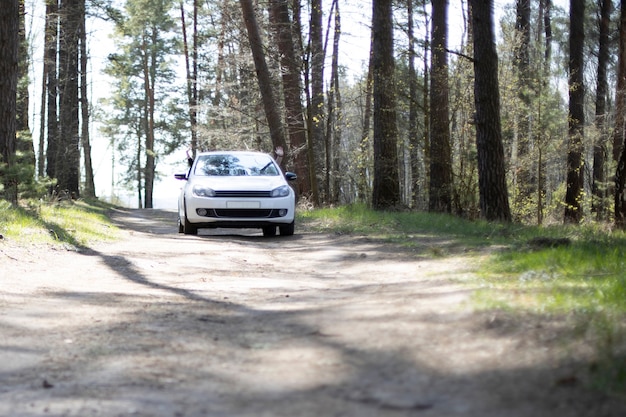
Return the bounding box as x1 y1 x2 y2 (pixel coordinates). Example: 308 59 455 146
371 0 400 209
0 0 19 204
615 1 626 166
79 0 95 197
564 0 585 223
309 0 325 204
429 0 452 213
180 0 198 158
269 0 311 196
592 0 611 220
407 0 420 208
44 0 59 181
469 0 511 221
615 0 626 227
57 0 81 197
513 0 532 204
239 0 288 156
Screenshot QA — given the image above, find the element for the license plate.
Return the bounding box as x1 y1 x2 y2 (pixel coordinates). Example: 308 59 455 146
226 201 260 208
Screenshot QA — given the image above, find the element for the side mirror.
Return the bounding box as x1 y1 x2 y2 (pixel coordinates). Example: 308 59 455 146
285 172 297 182
174 173 188 180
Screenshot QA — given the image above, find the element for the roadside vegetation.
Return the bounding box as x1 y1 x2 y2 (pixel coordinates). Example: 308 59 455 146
300 204 626 394
0 198 118 249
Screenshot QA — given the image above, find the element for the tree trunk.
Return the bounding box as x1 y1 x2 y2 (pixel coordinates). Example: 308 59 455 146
0 0 19 204
371 0 400 209
564 0 585 224
358 39 374 204
45 0 59 181
429 0 452 213
269 0 310 196
470 0 511 222
513 0 533 205
57 0 81 198
309 0 325 203
592 0 611 220
180 0 198 158
330 0 342 204
615 1 626 227
407 0 419 208
142 35 156 209
239 0 288 157
324 0 340 203
79 0 95 198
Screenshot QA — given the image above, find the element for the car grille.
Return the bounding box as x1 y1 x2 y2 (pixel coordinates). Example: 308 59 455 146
214 190 272 198
198 209 286 218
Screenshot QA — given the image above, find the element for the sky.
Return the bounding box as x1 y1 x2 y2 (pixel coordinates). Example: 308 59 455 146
24 0 543 209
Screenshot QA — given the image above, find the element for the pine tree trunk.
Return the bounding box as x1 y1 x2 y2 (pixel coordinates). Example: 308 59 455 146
239 0 288 157
592 0 610 220
429 0 452 213
615 2 626 227
269 0 310 196
564 0 585 223
79 0 95 198
470 0 511 222
371 0 400 209
0 0 19 204
57 0 81 198
309 0 325 203
45 0 58 180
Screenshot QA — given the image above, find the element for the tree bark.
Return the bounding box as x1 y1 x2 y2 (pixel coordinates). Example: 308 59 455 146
0 0 19 204
57 0 81 197
269 0 310 195
309 0 325 203
45 0 59 180
371 0 400 209
592 0 611 220
429 0 452 213
615 1 626 227
239 0 288 158
564 0 585 223
407 0 419 208
79 0 95 198
470 0 511 221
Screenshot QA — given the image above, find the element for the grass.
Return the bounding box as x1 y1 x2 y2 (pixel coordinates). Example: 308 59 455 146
299 204 626 393
0 198 118 248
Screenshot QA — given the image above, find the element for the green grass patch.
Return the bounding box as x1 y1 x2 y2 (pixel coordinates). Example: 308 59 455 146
0 198 118 248
300 205 626 393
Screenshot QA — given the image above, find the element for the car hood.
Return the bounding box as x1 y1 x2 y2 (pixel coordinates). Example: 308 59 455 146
188 175 288 191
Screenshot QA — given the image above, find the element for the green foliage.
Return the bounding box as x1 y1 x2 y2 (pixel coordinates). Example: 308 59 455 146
477 225 626 392
0 199 118 248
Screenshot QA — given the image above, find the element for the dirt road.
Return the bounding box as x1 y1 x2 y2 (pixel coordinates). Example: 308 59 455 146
1 208 624 416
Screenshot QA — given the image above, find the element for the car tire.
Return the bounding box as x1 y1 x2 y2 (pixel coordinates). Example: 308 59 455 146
279 221 295 236
182 200 198 235
183 217 198 235
262 226 277 237
178 216 184 233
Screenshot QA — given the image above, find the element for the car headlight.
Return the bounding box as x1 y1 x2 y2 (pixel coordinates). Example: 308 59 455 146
192 185 216 197
271 185 290 197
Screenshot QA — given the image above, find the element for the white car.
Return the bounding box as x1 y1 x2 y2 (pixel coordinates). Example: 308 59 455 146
175 151 297 236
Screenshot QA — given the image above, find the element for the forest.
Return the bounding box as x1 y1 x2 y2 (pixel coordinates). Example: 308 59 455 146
2 0 626 227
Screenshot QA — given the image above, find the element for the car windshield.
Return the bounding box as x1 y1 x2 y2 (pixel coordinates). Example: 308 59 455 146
194 153 280 177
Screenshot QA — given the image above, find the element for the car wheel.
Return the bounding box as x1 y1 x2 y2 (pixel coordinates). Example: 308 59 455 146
262 226 277 237
178 216 184 233
182 200 198 235
183 216 198 235
279 221 295 236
